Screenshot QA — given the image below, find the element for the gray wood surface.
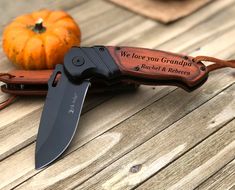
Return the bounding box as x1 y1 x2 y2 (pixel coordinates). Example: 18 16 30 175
0 0 234 189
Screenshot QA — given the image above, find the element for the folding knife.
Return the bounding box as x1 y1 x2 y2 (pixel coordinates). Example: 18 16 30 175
36 46 235 169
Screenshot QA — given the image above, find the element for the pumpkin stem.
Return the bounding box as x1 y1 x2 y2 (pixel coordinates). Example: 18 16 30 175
33 18 46 33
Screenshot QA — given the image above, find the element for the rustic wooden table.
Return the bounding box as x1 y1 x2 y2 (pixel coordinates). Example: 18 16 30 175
0 0 235 189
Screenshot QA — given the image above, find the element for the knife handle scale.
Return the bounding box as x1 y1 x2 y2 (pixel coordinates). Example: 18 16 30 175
107 46 208 91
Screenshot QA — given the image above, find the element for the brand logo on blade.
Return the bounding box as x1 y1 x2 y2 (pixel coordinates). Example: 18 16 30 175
68 92 78 114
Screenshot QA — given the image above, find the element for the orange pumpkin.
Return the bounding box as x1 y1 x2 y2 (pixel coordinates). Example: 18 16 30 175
2 9 81 70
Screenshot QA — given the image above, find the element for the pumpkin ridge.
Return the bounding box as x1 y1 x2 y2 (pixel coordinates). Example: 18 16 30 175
43 10 53 25
22 36 33 69
14 14 34 24
53 26 80 40
49 30 64 46
43 32 64 68
47 13 71 24
31 10 51 21
14 34 31 69
40 35 49 69
27 14 36 22
53 15 71 23
3 28 31 67
43 10 52 20
7 26 33 34
68 31 81 47
6 22 26 28
53 18 81 37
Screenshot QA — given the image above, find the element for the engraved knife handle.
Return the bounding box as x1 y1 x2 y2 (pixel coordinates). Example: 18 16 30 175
107 46 208 91
61 46 235 92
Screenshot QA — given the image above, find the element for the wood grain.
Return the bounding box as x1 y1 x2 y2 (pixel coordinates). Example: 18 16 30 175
0 93 113 161
123 0 235 47
2 0 235 163
108 0 213 23
136 119 235 190
0 0 135 160
0 0 86 34
0 0 235 189
196 159 235 190
0 86 173 190
11 66 235 189
85 0 235 47
59 85 235 190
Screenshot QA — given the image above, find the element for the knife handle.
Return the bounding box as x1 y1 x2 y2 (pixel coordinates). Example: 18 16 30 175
107 46 208 91
63 46 235 92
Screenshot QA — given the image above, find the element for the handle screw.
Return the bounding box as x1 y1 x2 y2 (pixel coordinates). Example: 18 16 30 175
200 66 206 71
99 47 105 51
72 56 84 66
134 66 140 71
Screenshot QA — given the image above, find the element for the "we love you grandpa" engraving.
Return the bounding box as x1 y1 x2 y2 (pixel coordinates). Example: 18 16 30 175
120 50 192 76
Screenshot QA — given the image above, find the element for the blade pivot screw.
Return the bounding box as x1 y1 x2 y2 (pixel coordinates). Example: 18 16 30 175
72 56 84 66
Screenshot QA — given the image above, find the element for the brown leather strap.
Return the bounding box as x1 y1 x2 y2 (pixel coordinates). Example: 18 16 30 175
194 56 235 72
0 73 15 79
0 95 17 110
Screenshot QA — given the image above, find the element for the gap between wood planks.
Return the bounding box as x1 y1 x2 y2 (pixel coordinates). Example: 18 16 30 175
0 0 141 161
0 0 234 157
133 118 235 190
0 13 234 190
0 93 114 161
0 0 87 34
113 0 235 48
10 59 235 189
195 158 235 189
134 120 235 190
23 83 235 190
73 84 235 189
1 0 133 127
83 0 235 46
11 36 235 187
1 0 235 189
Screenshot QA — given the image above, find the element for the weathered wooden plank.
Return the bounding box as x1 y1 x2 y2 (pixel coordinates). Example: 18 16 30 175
0 1 132 126
0 97 43 130
0 0 117 127
0 5 233 162
1 1 235 189
136 122 235 190
0 0 128 72
83 15 156 45
84 0 235 49
1 8 235 190
80 6 134 41
69 0 115 23
0 1 235 117
196 159 235 190
1 79 234 190
0 86 173 190
17 84 235 190
0 93 113 161
0 0 86 34
158 3 235 54
1 0 233 159
123 0 235 47
9 49 235 189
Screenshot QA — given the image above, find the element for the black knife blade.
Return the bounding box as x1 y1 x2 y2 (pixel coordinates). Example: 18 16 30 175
35 64 90 169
